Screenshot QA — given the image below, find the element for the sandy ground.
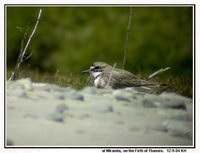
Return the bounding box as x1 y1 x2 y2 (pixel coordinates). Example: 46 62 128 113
6 78 193 147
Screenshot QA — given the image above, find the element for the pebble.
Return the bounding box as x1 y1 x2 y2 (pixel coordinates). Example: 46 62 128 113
48 112 66 122
113 89 140 102
55 103 69 113
142 99 157 108
162 121 192 139
160 100 186 110
47 103 69 122
61 93 84 101
159 92 187 110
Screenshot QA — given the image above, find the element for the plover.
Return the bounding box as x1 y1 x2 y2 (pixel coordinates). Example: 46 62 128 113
83 62 163 91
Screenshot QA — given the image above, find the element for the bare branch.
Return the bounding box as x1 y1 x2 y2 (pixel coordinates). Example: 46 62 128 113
9 9 42 81
22 9 42 59
122 7 133 69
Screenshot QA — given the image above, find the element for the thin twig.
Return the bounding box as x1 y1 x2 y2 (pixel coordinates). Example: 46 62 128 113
22 9 42 60
148 67 171 79
106 63 117 88
9 9 42 81
22 53 33 62
122 7 133 69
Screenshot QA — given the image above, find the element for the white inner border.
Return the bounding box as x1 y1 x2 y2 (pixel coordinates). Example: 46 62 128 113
1 1 199 153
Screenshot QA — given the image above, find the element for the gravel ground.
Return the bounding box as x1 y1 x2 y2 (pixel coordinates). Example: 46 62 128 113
6 78 193 147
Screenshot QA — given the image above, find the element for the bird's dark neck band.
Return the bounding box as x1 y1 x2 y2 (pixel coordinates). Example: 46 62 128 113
94 73 102 80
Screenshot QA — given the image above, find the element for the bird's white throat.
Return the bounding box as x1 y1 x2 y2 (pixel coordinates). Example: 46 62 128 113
91 72 102 79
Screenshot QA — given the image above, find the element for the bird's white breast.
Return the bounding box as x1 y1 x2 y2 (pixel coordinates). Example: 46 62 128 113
92 72 106 88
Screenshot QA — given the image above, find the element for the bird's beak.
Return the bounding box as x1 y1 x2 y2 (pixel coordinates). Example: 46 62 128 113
82 69 91 73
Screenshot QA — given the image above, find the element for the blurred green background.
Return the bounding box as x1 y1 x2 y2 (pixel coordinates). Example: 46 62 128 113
6 6 193 97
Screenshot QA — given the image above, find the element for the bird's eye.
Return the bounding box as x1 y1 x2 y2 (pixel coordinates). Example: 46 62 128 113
90 65 101 72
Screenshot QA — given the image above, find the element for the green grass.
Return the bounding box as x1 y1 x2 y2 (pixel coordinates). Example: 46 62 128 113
7 69 90 90
7 68 192 98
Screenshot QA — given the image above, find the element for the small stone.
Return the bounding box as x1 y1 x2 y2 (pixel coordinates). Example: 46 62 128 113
115 96 131 102
49 113 65 122
159 92 191 110
62 88 84 101
57 95 65 100
48 104 69 122
55 103 69 113
142 99 157 108
160 100 186 110
141 94 160 108
67 93 84 101
53 88 84 101
162 121 192 139
73 94 84 101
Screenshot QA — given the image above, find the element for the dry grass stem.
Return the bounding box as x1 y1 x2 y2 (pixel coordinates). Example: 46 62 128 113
122 7 133 69
106 63 117 88
148 67 171 79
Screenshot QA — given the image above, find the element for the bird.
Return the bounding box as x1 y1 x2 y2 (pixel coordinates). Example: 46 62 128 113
82 62 164 92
